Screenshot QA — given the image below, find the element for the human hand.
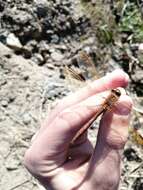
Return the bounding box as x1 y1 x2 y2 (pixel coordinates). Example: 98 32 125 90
24 70 132 190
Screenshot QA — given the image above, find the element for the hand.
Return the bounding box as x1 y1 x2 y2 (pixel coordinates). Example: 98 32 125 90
24 70 132 190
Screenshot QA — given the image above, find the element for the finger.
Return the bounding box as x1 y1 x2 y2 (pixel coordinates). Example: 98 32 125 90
25 104 99 172
30 90 111 159
39 70 129 134
37 90 117 150
30 91 131 158
70 87 127 110
27 91 113 168
33 70 128 142
35 87 128 147
85 95 132 186
24 93 132 176
48 89 119 147
97 95 132 149
51 69 129 117
69 89 130 144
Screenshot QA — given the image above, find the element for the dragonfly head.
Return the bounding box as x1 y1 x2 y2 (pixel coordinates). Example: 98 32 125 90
111 89 121 97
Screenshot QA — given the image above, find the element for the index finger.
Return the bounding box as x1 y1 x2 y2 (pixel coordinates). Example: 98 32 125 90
36 69 129 141
50 69 129 119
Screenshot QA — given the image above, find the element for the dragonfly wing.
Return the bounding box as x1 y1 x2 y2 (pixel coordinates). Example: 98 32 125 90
77 51 99 81
63 65 86 91
63 51 99 91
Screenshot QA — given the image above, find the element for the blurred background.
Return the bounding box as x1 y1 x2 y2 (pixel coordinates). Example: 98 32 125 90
0 0 143 189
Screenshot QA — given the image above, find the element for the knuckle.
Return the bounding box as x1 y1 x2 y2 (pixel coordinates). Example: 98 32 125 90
58 108 83 134
57 111 75 133
24 148 42 175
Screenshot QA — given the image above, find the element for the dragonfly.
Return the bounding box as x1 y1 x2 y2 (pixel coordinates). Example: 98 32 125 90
64 51 143 145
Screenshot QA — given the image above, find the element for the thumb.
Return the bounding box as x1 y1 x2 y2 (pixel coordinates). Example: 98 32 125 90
84 95 132 189
96 95 132 150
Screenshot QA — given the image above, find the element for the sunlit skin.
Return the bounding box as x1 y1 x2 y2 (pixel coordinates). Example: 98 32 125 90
24 70 132 190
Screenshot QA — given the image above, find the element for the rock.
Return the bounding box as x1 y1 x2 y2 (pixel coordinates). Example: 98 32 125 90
83 46 91 54
1 100 8 107
51 51 64 62
33 53 44 65
138 43 143 52
1 0 90 63
0 42 12 57
0 1 5 12
59 44 67 51
0 30 8 43
34 0 50 18
22 113 31 125
138 43 143 66
49 48 56 53
51 34 60 44
46 63 55 70
39 41 50 52
6 33 22 50
8 95 16 103
5 154 20 171
45 80 66 100
132 70 143 82
23 75 29 81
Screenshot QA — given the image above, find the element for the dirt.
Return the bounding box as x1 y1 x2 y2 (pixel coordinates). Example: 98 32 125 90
0 0 143 190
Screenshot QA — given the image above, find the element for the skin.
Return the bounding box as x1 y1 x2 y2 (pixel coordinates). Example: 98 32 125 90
24 70 133 190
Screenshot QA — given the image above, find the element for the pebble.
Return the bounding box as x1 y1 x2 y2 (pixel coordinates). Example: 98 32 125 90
6 33 22 50
138 43 143 53
49 48 56 53
5 156 20 171
46 63 55 70
8 95 16 103
59 44 67 51
1 100 8 107
22 113 31 125
51 34 60 44
51 51 64 62
33 53 44 65
23 75 29 81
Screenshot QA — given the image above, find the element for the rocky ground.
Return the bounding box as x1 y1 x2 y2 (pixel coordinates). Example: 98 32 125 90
0 0 143 190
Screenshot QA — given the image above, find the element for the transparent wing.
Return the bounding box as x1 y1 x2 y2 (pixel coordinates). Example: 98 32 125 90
77 51 99 81
63 64 86 91
64 65 86 82
63 51 99 91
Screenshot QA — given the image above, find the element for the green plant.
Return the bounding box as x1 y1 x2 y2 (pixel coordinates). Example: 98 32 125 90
119 2 143 42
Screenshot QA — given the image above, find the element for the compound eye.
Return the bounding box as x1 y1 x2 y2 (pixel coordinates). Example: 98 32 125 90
111 89 121 97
